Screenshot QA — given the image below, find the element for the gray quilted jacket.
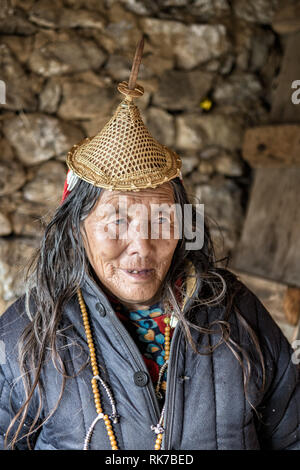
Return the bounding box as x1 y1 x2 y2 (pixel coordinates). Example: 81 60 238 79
0 269 299 450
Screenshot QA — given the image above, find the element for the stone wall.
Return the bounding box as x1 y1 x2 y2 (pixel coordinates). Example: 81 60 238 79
0 0 282 313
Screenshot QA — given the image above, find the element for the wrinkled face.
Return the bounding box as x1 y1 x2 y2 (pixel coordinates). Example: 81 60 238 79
82 183 179 310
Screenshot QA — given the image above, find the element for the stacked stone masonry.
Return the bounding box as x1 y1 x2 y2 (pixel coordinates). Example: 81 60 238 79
0 0 283 314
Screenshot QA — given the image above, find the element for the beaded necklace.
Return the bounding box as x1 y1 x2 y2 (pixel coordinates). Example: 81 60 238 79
77 288 176 450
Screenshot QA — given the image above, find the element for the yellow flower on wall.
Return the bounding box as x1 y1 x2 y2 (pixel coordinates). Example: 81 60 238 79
200 98 212 111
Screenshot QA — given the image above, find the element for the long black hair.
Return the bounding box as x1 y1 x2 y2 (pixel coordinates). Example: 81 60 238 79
5 177 265 449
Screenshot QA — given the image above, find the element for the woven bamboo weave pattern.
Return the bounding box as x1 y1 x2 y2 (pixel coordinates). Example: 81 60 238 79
67 96 181 192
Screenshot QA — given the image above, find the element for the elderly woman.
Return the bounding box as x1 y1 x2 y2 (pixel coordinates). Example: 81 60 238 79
0 41 299 451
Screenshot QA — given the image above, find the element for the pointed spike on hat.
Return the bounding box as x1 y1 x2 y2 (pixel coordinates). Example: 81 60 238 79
66 37 182 192
128 36 144 91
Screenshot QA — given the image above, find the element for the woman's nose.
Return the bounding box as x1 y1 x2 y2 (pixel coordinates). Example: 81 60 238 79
126 233 153 258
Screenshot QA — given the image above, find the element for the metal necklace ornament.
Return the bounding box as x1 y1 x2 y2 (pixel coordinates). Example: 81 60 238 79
77 288 178 451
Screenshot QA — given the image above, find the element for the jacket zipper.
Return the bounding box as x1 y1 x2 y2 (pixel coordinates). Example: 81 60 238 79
162 324 183 450
163 277 202 450
83 277 161 436
84 274 200 450
104 302 161 426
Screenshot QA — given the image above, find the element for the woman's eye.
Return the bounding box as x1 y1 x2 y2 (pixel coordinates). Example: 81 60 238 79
114 218 127 225
157 216 169 224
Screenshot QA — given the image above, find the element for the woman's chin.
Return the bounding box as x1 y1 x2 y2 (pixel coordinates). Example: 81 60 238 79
116 287 159 307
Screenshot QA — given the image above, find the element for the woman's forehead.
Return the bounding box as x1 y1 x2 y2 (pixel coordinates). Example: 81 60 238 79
98 182 175 206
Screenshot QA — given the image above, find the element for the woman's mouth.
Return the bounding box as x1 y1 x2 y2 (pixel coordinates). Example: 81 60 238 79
121 268 154 280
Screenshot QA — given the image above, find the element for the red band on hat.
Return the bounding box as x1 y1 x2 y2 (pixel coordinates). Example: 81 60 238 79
61 170 71 204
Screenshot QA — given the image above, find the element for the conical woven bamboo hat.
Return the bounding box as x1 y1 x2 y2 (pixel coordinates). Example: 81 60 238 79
66 38 182 192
